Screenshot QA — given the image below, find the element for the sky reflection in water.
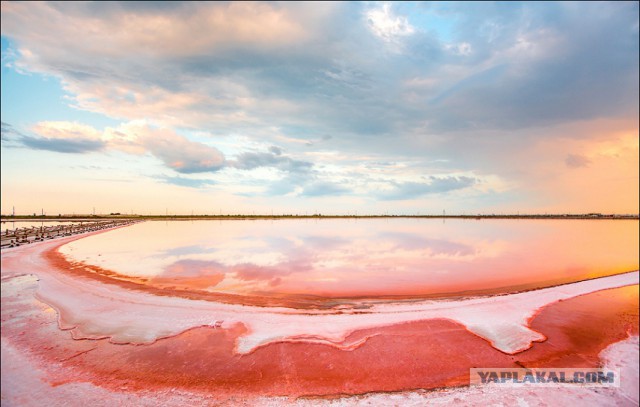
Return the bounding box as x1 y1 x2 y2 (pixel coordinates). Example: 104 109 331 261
59 219 639 299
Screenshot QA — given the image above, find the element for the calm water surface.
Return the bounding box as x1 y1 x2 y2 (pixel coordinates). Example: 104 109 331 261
59 219 639 299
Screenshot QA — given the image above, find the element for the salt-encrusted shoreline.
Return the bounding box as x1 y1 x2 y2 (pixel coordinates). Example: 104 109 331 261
1 228 638 405
258 335 640 407
2 328 637 406
1 230 638 355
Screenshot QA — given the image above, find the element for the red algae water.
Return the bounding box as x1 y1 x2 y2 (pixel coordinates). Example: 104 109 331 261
2 218 639 404
59 218 638 301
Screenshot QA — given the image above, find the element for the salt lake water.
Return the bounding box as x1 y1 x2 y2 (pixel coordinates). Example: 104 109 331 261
58 218 639 303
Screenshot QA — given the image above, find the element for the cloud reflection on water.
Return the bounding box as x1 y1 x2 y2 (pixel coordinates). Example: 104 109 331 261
60 219 639 298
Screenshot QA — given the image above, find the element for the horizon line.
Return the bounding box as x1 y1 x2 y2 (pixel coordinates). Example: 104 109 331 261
1 213 639 220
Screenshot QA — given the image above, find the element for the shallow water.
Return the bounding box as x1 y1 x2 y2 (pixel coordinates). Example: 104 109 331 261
58 218 639 301
1 219 638 401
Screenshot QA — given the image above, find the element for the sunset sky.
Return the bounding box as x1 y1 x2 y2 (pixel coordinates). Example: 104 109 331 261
1 2 638 216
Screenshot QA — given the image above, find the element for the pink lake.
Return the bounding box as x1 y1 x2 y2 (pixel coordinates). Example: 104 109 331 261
2 218 638 404
58 218 639 305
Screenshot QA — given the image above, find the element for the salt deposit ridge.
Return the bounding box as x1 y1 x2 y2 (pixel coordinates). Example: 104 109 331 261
2 229 638 355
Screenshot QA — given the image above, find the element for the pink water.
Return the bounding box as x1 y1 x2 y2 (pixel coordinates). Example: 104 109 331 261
1 218 638 403
59 218 639 302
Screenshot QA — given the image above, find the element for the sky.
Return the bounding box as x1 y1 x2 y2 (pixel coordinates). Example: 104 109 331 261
1 1 638 216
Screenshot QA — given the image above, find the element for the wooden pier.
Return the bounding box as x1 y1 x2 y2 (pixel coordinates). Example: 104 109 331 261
1 220 139 249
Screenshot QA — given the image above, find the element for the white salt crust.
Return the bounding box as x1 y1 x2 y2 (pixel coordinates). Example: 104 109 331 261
2 232 637 355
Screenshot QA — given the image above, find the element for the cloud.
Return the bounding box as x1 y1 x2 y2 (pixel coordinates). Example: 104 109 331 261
0 2 311 62
445 42 472 56
300 181 350 197
19 120 320 187
22 120 226 172
4 1 636 144
0 2 411 140
20 136 105 153
0 2 339 131
32 121 102 140
366 3 415 44
1 121 18 135
379 176 478 200
417 2 639 132
256 164 353 198
8 121 106 153
1 121 24 144
565 154 591 168
1 2 637 210
156 176 216 189
230 151 312 172
139 128 225 173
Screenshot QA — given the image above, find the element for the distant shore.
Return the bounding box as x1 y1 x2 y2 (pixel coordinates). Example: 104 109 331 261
1 213 639 222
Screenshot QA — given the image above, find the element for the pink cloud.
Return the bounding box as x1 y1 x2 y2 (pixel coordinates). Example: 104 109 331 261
30 120 225 173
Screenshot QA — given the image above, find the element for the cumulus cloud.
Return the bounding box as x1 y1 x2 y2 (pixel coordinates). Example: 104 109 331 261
2 1 635 147
1 2 637 208
139 128 225 173
20 136 105 154
32 121 102 140
19 120 322 178
0 2 310 62
0 2 340 131
22 120 225 172
366 3 415 44
0 3 632 141
12 121 105 153
419 2 639 132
